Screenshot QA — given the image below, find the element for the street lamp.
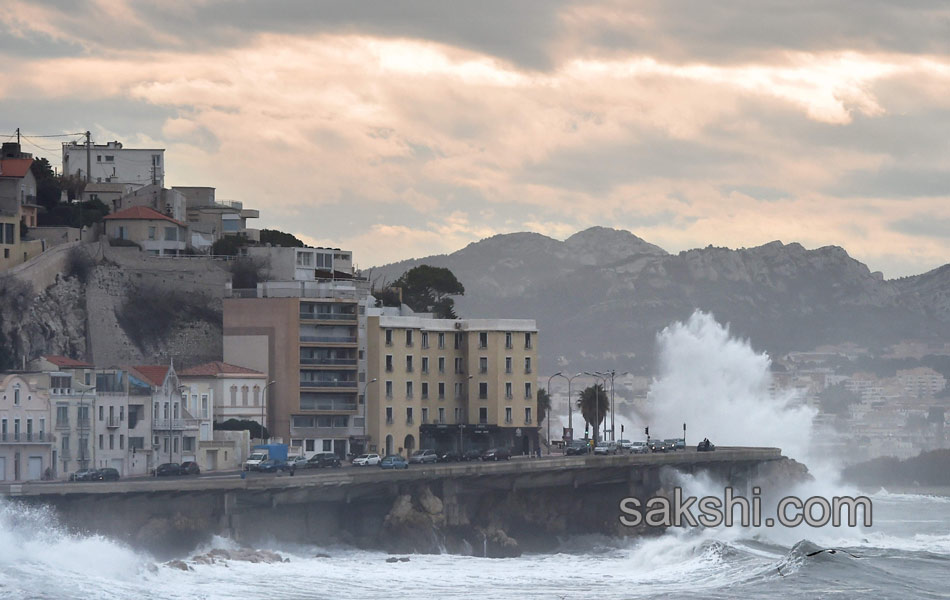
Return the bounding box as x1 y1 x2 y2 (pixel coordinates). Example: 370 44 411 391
360 378 377 453
596 370 628 441
261 380 276 443
554 372 584 443
545 372 562 455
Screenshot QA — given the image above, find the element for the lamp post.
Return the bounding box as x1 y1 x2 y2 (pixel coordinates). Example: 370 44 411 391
261 380 276 444
76 383 95 470
598 370 628 441
360 378 377 453
545 372 562 455
554 372 584 443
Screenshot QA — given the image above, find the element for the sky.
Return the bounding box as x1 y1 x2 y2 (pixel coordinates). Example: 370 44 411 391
1 0 949 277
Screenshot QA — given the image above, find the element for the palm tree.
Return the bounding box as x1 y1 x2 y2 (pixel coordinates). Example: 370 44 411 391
576 384 608 445
536 388 551 426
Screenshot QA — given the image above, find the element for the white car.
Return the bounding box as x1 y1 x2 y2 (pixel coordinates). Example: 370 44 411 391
629 441 649 454
287 456 310 469
352 453 381 466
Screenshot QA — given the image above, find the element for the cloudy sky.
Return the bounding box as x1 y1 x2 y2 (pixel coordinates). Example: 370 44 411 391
2 0 948 276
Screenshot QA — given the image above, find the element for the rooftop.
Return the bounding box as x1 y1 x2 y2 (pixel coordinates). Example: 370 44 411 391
103 205 186 227
0 158 34 178
179 361 265 377
42 355 94 369
129 365 170 387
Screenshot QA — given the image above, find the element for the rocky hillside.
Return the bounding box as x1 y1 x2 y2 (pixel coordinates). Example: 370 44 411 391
367 228 950 373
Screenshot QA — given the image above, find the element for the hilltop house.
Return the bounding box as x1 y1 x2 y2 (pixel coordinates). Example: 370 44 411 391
102 205 187 256
0 147 45 270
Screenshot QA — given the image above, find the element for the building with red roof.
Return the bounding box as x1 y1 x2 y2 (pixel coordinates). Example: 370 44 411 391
179 361 270 439
103 205 187 256
1 146 45 271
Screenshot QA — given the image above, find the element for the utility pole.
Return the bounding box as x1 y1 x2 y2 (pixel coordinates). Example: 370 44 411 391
82 130 91 241
16 127 20 146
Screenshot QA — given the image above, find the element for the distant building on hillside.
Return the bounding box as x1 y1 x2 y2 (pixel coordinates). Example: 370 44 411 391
62 140 164 188
102 205 187 256
0 150 45 271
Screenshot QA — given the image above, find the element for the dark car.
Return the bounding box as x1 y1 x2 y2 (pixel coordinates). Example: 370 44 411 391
409 449 439 464
257 459 290 473
180 461 201 475
697 439 716 452
308 452 342 468
155 463 182 476
70 468 99 482
438 451 461 463
648 439 667 453
461 449 484 462
379 454 409 469
95 467 120 481
565 441 589 456
481 447 511 461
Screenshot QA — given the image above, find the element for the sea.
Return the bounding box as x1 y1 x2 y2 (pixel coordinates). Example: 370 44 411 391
2 311 947 599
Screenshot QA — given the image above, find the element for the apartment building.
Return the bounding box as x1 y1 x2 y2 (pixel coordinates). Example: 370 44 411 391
0 373 53 481
30 356 98 476
173 186 260 247
93 367 153 476
223 282 363 457
0 151 45 270
62 140 164 188
128 365 200 469
365 313 539 457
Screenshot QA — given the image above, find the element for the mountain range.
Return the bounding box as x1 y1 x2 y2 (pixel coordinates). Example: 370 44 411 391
366 227 950 374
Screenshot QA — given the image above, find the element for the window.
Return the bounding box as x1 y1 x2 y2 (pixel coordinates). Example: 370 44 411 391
201 395 209 419
385 381 393 398
148 226 156 240
454 333 463 350
242 386 249 406
332 416 348 428
525 332 532 349
454 407 461 423
438 382 445 400
105 155 114 162
421 332 429 349
164 226 178 241
479 407 488 424
120 435 125 449
406 381 413 399
230 385 237 406
438 333 445 349
506 357 512 373
306 439 316 452
479 382 488 400
525 382 532 399
406 355 413 372
421 382 429 399
525 407 532 424
120 406 125 421
98 406 104 420
505 332 513 349
96 155 102 162
479 357 488 374
173 437 179 453
454 382 463 399
438 357 445 374
183 437 194 451
385 329 393 346
421 357 429 374
525 357 532 374
406 407 413 425
386 407 394 424
505 382 513 399
421 407 429 423
13 386 19 405
323 440 332 451
454 357 464 374
479 332 488 348
505 407 512 424
385 355 393 372
99 434 104 449
109 434 114 450
438 407 445 424
406 330 413 347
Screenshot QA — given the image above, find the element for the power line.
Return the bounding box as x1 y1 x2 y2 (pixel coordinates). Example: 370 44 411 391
20 135 59 153
14 132 86 138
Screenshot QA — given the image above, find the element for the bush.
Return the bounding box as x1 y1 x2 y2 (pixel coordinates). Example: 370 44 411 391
115 282 221 352
211 236 245 256
230 257 265 289
109 238 142 249
214 418 268 440
0 275 34 313
65 246 95 284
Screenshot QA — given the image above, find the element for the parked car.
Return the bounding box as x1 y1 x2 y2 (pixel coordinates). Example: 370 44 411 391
648 439 667 452
287 456 311 469
352 453 381 466
94 467 120 481
379 455 409 470
258 459 290 473
629 441 649 454
481 447 511 461
673 438 686 450
461 449 484 462
69 468 99 482
438 451 461 463
617 439 634 451
155 463 182 477
663 438 682 451
308 452 342 468
180 461 201 475
593 441 618 455
565 440 587 456
409 449 439 464
697 439 716 452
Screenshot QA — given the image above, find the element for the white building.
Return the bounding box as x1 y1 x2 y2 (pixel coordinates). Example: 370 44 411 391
62 140 164 188
128 365 200 469
0 373 53 481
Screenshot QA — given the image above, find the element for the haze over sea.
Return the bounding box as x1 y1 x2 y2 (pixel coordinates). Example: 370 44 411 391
3 313 947 599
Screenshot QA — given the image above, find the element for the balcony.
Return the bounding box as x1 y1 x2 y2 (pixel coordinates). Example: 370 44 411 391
55 419 70 430
299 312 356 321
299 401 357 411
300 380 358 388
106 417 121 429
386 417 394 425
300 357 357 366
153 418 200 430
525 367 532 374
0 432 54 443
300 335 357 344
